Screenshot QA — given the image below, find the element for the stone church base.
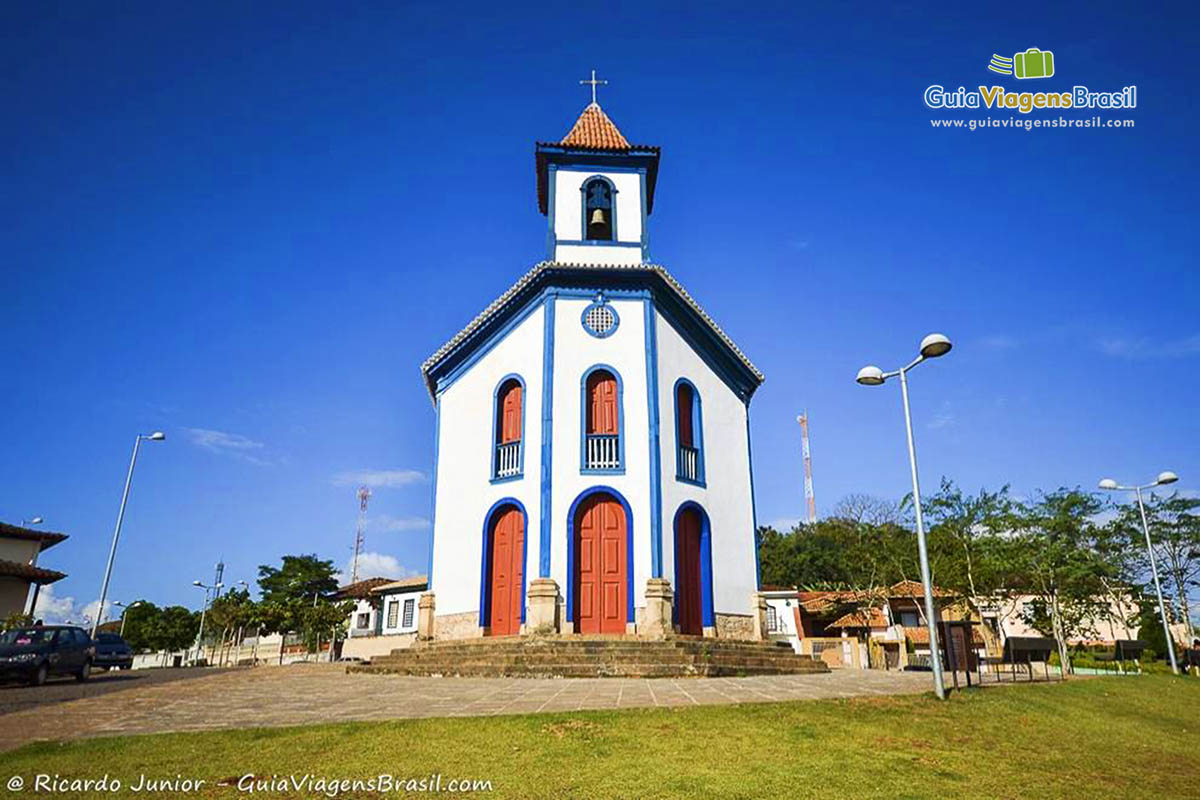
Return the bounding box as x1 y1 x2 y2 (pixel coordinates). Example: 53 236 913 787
348 635 830 679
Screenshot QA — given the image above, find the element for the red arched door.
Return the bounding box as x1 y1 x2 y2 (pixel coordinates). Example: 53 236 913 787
574 494 627 634
487 506 524 636
675 508 703 635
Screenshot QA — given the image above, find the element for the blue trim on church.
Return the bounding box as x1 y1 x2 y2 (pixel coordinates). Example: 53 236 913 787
539 294 556 579
643 299 664 578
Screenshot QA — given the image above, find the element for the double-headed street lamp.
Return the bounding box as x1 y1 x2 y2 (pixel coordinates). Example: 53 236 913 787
92 432 166 637
193 579 222 662
1098 470 1181 675
113 600 144 637
857 333 953 700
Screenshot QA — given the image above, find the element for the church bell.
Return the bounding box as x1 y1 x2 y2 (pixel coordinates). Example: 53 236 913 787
589 208 607 226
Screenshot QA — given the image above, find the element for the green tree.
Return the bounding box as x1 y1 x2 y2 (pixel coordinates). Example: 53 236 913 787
1113 492 1200 644
1010 489 1113 673
119 601 161 652
257 554 339 605
156 605 200 653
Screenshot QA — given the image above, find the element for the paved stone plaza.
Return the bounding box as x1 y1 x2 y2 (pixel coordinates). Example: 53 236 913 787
0 664 935 751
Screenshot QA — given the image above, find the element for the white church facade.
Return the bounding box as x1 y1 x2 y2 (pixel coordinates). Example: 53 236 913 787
418 100 766 641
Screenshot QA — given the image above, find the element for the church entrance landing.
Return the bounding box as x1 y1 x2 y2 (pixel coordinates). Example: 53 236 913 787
351 636 830 679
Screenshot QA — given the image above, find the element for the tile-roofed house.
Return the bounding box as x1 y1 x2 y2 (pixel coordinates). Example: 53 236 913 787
0 521 69 618
334 576 394 600
340 574 429 662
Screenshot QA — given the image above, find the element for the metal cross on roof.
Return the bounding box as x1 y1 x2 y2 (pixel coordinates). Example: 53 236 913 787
580 69 608 105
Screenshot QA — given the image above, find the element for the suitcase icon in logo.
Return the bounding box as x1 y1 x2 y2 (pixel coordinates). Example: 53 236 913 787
1014 48 1054 79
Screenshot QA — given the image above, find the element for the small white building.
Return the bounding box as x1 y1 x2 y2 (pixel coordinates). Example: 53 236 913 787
338 576 429 661
420 100 764 641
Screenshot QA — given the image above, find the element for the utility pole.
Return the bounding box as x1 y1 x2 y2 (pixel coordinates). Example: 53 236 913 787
797 413 816 524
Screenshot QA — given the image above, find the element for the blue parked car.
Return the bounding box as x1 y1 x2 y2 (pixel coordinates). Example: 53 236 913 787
0 625 95 686
93 632 134 671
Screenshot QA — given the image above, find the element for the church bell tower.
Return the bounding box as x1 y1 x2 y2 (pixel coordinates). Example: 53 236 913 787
535 77 660 265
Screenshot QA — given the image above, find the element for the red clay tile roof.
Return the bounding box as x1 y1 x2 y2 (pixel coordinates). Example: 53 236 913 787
906 626 985 646
370 575 429 594
889 580 950 598
0 559 66 584
828 608 888 629
560 103 630 150
0 522 68 551
334 577 394 600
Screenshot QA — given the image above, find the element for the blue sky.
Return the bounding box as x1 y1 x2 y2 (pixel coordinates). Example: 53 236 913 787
3 2 1197 621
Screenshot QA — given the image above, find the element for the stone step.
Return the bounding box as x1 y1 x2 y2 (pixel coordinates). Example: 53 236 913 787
347 636 829 678
350 662 828 678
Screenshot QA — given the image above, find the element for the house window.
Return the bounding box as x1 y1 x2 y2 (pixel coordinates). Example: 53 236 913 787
582 367 622 471
493 377 524 480
356 613 370 630
402 598 415 628
766 605 779 633
674 379 704 484
583 177 614 241
899 610 920 628
386 600 399 629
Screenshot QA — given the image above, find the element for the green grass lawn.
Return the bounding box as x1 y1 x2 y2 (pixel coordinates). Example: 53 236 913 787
3 677 1198 799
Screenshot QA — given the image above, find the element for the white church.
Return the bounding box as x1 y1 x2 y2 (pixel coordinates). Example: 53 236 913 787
418 92 766 642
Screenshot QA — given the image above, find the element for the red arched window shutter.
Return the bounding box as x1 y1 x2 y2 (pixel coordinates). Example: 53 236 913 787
587 372 619 435
676 383 694 449
499 382 522 443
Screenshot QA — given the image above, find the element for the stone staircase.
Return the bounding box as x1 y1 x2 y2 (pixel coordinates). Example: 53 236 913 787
347 635 830 678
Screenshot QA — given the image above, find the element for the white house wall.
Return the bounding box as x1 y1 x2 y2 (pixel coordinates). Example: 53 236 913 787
655 310 757 617
431 303 545 617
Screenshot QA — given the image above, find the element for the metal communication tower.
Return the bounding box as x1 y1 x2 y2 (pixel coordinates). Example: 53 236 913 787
796 413 816 524
350 487 371 585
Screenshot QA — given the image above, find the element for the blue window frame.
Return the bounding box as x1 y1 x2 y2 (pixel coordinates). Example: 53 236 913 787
491 374 526 483
580 364 624 474
673 378 706 486
580 176 617 242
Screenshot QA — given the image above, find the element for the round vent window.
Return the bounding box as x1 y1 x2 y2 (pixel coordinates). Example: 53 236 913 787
582 298 619 338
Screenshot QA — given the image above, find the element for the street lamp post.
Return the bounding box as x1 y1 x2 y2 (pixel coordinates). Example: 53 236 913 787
92 432 165 637
1098 471 1181 675
113 600 144 638
193 579 222 665
857 333 953 700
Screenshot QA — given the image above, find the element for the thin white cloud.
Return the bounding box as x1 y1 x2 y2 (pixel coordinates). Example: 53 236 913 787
766 517 802 531
1097 333 1200 360
333 469 427 489
927 401 957 430
335 551 419 584
978 334 1018 350
184 427 273 466
369 514 431 533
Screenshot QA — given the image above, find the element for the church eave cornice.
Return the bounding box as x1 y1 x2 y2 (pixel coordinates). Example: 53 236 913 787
420 262 763 405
